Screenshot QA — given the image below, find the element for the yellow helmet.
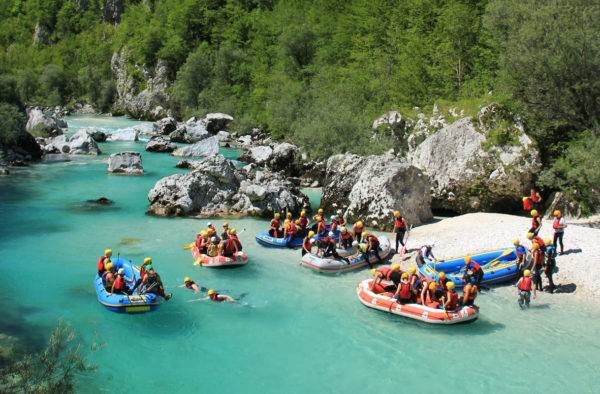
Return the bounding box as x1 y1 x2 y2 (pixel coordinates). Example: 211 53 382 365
287 212 292 217
318 208 323 213
105 262 114 270
522 196 528 202
184 277 190 282
208 228 215 234
357 221 363 227
230 228 237 235
371 268 377 276
544 238 551 246
447 281 456 290
340 227 347 233
275 213 280 219
530 209 538 216
284 219 290 224
308 231 315 237
392 264 400 271
523 270 531 277
104 249 112 257
295 219 300 224
554 210 561 217
408 267 416 274
361 231 368 238
401 272 409 279
144 257 152 264
532 242 539 250
207 289 215 295
429 282 438 290
439 271 446 279
223 222 229 227
201 231 207 237
394 211 400 217
301 210 306 216
513 238 520 246
464 256 471 263
526 232 534 240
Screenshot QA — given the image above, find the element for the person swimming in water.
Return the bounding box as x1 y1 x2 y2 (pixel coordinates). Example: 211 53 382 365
190 289 237 303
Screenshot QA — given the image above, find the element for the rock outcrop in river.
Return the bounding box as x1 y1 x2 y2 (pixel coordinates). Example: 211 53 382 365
147 154 310 218
108 151 143 174
321 151 432 230
39 129 101 155
25 108 64 137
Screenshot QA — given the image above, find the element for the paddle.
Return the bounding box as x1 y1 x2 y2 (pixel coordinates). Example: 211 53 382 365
489 248 514 268
182 242 196 250
441 296 448 321
399 224 412 256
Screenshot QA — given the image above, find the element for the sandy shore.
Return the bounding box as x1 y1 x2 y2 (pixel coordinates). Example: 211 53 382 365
389 212 600 301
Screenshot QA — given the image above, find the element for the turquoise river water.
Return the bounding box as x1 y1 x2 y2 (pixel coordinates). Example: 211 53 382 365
1 115 599 393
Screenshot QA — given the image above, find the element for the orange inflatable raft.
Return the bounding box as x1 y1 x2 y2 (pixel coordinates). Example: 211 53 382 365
356 279 479 325
191 245 248 268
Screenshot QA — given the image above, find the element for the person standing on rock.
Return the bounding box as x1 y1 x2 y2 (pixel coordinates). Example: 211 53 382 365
392 211 408 252
530 188 543 211
528 209 542 236
416 243 436 268
552 210 567 255
269 213 281 237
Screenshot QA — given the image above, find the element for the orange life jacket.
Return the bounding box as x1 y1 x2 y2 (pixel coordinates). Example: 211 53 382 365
446 290 459 309
377 267 393 281
398 282 412 300
519 277 532 291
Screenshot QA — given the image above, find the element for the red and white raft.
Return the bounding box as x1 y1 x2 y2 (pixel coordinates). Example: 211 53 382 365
191 245 248 268
356 279 479 325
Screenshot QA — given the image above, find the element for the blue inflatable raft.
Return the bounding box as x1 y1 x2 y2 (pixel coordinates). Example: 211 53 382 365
94 257 162 313
418 247 532 288
255 227 340 248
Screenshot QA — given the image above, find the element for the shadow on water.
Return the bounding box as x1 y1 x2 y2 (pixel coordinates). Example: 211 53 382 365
0 300 50 366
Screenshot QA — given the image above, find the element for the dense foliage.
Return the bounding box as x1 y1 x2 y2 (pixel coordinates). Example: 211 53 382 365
0 0 598 210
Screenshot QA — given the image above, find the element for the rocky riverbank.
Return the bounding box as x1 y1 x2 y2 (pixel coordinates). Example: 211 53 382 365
389 212 600 301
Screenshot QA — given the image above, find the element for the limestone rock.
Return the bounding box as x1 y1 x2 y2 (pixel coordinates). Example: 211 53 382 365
103 0 124 24
108 151 143 174
406 116 541 213
85 128 107 142
237 146 273 166
43 129 101 155
26 108 61 136
171 136 219 157
32 22 51 46
169 120 209 143
153 117 177 135
545 192 584 219
110 128 138 141
205 113 233 133
236 135 252 147
215 131 231 142
0 166 9 175
321 152 432 230
147 154 309 218
145 136 175 153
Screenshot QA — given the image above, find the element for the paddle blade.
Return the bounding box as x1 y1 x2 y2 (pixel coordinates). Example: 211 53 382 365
193 258 202 266
182 242 195 250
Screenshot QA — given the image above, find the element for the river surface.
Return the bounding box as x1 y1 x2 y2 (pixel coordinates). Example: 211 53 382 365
1 115 599 393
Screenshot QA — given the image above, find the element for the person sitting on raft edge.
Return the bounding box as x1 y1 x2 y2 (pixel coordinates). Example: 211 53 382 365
394 273 413 304
138 264 172 301
461 272 478 306
370 264 402 292
97 249 112 276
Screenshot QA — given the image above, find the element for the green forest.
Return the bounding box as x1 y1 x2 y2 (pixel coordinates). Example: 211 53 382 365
0 0 599 211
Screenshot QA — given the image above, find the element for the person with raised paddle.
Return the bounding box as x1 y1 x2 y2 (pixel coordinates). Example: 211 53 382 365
516 269 535 308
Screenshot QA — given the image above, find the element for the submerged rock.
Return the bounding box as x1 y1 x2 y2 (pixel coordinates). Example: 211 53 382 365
108 151 143 174
171 136 219 157
147 154 309 218
87 197 114 205
321 151 432 230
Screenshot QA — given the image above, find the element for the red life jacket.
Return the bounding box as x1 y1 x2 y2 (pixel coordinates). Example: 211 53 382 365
446 290 459 309
468 261 481 272
210 292 223 302
425 289 435 304
395 218 405 229
317 220 327 232
523 197 532 210
532 249 543 266
531 216 541 228
299 216 309 226
367 234 378 245
303 237 312 250
553 218 560 229
185 280 196 289
270 219 280 228
231 234 242 248
377 267 392 281
398 282 412 299
353 223 363 234
114 275 125 290
533 236 544 247
286 222 296 234
438 278 447 291
225 239 235 251
330 221 338 232
97 256 105 272
341 231 352 240
519 277 532 291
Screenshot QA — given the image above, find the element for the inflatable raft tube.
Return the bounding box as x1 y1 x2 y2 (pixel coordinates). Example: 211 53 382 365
255 227 340 249
191 245 248 268
419 246 532 288
94 257 162 314
356 279 478 324
301 236 392 274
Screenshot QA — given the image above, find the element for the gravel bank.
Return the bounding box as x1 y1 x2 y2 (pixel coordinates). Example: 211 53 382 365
388 212 600 301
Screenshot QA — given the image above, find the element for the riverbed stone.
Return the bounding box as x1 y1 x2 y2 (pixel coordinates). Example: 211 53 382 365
171 136 219 157
145 136 175 153
43 129 101 155
108 151 143 174
205 113 233 133
153 117 177 135
110 128 138 141
25 108 61 136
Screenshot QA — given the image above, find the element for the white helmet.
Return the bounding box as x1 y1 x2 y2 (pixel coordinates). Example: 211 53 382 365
328 231 334 237
352 241 359 247
118 268 125 275
207 222 212 227
337 209 343 214
309 238 315 244
331 215 337 220
211 236 216 242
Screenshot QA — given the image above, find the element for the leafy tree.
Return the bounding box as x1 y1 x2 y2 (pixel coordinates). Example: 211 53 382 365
39 64 66 106
170 42 213 112
17 68 37 104
0 103 25 148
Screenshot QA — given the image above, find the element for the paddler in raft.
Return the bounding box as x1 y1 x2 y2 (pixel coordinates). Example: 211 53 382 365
363 232 384 264
97 249 112 276
302 231 315 256
338 227 354 250
318 231 350 264
393 273 413 304
218 233 238 257
352 221 364 243
102 262 116 291
283 218 299 248
421 282 440 308
370 264 402 292
138 264 172 300
230 228 243 251
461 272 478 306
336 209 347 227
221 222 230 238
441 281 460 310
298 210 309 237
464 256 483 288
269 213 281 237
350 240 372 268
110 268 135 295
